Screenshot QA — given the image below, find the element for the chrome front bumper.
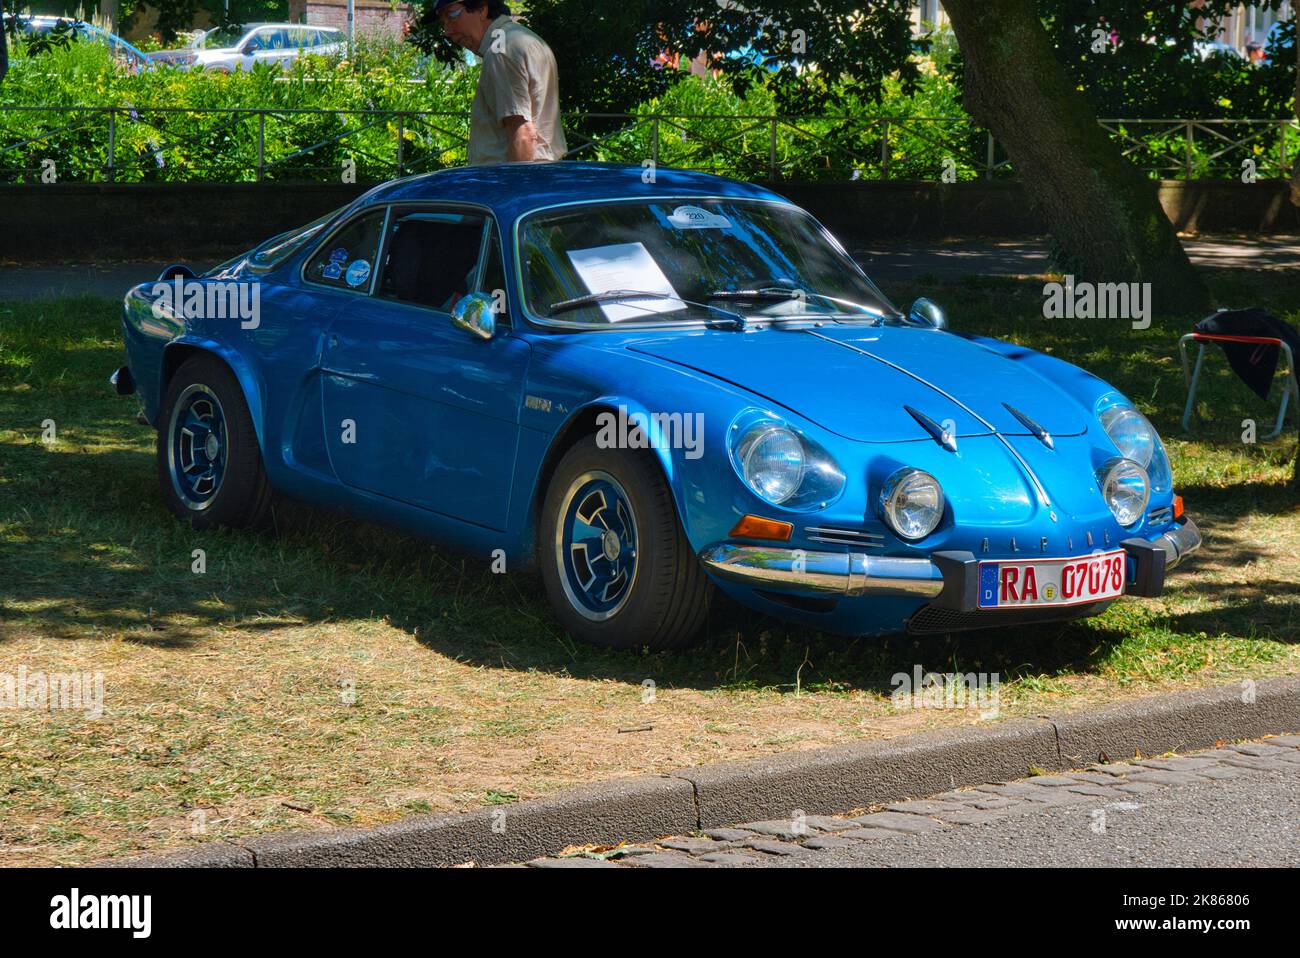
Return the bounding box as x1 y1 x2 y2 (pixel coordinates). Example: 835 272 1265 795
1148 515 1202 571
698 545 945 599
698 517 1202 606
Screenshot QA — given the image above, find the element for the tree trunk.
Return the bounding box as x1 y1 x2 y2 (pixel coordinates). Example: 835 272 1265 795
1290 22 1300 208
941 0 1211 314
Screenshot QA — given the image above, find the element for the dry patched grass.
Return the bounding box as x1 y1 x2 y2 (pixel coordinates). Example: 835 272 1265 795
1 279 1298 867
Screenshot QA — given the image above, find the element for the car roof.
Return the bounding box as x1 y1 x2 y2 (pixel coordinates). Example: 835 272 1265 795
8 15 148 54
360 162 793 224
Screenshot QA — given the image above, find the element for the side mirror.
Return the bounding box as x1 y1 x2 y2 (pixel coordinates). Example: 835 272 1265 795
451 291 497 340
158 263 196 282
908 297 948 330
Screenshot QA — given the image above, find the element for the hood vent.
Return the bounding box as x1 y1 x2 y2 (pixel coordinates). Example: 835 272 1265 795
1003 403 1055 449
903 405 958 452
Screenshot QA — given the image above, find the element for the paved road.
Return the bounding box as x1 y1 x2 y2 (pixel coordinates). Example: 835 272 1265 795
524 736 1300 868
3 236 1299 302
0 259 225 302
852 236 1300 279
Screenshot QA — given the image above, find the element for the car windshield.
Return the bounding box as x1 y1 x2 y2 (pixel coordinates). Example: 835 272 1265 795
206 208 339 276
201 26 249 49
519 199 895 326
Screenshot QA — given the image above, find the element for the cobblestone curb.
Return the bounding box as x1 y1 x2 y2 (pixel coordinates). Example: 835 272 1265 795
106 675 1299 868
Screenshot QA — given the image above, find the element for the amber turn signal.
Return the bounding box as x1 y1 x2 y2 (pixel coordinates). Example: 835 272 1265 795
1173 495 1184 519
729 515 793 541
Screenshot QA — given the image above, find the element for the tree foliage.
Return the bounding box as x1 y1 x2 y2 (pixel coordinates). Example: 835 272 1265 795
944 1 1296 119
409 0 922 115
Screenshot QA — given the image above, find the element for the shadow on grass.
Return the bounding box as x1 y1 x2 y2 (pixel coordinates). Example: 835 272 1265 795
0 398 1152 695
2 296 1296 699
9 411 1268 699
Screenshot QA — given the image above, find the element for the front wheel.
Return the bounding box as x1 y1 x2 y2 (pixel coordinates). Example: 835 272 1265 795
539 436 712 650
156 354 272 530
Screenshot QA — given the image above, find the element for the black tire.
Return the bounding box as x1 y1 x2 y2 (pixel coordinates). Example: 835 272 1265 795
539 435 712 650
156 353 273 530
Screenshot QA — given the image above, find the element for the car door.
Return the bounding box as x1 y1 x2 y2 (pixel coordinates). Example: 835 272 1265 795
286 27 313 65
241 28 282 69
319 205 531 531
261 28 292 68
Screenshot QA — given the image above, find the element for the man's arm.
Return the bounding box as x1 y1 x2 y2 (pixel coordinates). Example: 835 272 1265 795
502 115 543 162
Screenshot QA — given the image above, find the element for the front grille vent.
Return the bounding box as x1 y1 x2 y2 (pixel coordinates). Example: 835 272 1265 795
804 526 885 548
1147 507 1173 526
906 600 1112 635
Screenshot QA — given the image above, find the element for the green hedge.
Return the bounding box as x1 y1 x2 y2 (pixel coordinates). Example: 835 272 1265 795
0 33 1294 183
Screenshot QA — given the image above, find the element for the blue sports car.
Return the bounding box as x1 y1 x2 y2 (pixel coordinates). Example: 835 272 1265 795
113 163 1201 649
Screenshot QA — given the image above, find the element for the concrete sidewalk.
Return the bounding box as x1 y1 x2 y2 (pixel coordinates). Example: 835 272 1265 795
3 236 1299 303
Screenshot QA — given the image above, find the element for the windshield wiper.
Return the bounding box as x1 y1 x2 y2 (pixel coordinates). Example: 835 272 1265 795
547 289 682 316
547 289 750 328
706 288 802 301
707 287 894 322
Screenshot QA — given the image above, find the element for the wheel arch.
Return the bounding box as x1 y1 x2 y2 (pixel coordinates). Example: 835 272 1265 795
523 399 685 564
160 340 267 454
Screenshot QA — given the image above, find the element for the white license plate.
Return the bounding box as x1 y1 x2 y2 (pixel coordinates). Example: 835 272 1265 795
977 550 1127 609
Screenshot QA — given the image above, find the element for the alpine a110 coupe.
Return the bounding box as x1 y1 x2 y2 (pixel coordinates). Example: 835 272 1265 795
113 162 1201 649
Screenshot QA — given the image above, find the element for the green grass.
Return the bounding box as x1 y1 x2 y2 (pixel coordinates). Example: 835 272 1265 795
0 277 1297 866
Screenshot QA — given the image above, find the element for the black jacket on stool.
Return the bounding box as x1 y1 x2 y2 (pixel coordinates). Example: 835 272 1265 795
1192 307 1300 401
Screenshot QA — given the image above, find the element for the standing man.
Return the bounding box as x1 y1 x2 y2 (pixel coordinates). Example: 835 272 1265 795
436 1 567 164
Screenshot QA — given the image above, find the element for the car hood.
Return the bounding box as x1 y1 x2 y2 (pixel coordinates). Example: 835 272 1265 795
625 324 1092 443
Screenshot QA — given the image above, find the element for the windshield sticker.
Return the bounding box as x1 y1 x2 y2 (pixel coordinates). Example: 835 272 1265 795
566 243 687 322
345 260 371 288
329 247 348 263
667 205 733 230
321 261 344 280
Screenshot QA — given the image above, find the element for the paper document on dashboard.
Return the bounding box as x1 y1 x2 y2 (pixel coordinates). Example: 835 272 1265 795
566 242 687 322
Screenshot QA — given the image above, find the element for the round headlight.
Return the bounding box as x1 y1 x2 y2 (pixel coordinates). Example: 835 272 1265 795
880 468 945 540
739 426 805 505
1100 458 1149 527
1100 405 1156 469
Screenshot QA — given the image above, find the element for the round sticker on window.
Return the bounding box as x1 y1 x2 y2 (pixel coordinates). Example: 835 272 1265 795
345 260 371 288
668 205 732 230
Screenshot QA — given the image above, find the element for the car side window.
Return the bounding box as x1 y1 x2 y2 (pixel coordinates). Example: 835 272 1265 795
376 210 490 313
305 210 387 291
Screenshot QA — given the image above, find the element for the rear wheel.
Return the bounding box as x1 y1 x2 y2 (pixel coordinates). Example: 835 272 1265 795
539 436 712 650
156 354 272 530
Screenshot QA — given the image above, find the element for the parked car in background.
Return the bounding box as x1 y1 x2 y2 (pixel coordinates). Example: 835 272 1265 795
113 164 1202 650
150 22 345 72
1 14 152 72
1192 38 1244 61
